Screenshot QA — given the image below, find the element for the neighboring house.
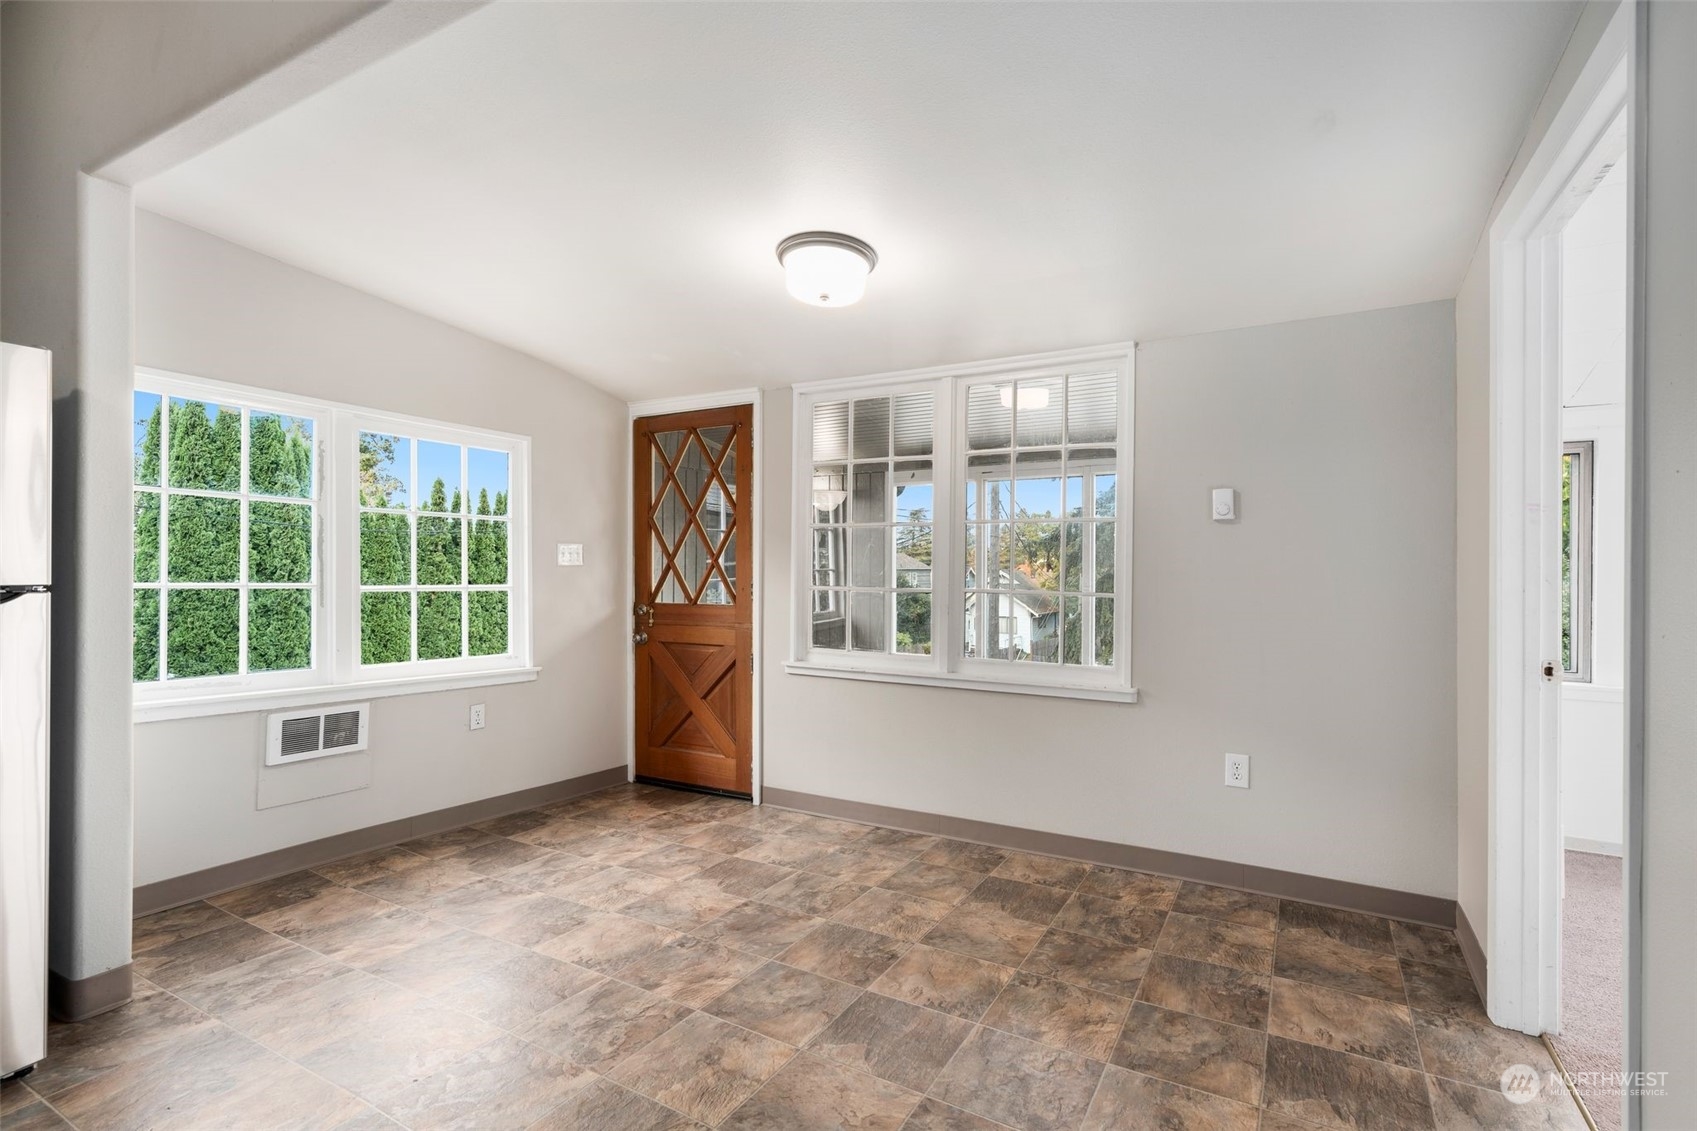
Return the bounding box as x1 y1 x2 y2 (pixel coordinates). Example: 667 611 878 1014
965 570 1060 660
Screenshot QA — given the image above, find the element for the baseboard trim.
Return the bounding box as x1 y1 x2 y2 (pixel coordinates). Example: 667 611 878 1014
762 787 1456 928
1455 901 1488 1006
49 963 133 1022
1564 836 1623 856
132 766 628 916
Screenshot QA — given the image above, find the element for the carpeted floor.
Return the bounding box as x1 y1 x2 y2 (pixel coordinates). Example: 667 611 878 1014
1553 849 1624 1131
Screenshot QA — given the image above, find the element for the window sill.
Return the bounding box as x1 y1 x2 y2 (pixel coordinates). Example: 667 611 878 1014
133 667 541 723
782 661 1139 703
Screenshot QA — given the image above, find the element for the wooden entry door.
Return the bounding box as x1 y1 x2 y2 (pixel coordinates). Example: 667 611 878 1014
633 405 754 796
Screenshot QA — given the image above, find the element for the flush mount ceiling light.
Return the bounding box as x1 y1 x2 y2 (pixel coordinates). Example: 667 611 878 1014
776 231 877 308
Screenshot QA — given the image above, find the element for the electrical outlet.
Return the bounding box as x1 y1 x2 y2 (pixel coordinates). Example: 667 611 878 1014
1224 753 1250 789
469 703 486 731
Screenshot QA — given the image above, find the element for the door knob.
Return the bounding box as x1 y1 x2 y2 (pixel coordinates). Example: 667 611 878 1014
632 631 649 646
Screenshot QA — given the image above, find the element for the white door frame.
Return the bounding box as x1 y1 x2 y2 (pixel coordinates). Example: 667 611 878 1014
625 389 764 805
1487 4 1631 1037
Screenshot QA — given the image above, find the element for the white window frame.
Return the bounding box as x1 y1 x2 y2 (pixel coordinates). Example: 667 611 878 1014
785 344 1137 703
133 368 536 722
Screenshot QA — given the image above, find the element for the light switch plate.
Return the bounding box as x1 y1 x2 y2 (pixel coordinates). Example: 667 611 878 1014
557 543 584 566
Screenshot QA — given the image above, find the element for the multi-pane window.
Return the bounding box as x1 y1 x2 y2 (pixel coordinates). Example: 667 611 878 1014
357 433 512 666
961 371 1118 668
132 370 529 704
808 392 935 654
792 346 1133 699
1562 440 1594 682
133 389 317 684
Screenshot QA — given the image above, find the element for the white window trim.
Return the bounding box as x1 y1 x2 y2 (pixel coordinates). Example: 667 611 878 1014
133 368 535 722
785 343 1137 703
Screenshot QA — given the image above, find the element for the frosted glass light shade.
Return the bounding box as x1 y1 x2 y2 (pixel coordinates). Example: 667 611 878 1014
777 232 877 308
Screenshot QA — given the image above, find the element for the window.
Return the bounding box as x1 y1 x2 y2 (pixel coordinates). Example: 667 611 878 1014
790 345 1134 701
1562 440 1594 682
133 370 531 717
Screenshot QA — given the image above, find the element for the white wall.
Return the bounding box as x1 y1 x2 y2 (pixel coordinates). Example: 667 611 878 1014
1560 161 1627 854
761 301 1458 898
131 211 627 886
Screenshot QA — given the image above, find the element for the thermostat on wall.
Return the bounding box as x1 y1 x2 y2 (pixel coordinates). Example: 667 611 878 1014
1212 488 1237 522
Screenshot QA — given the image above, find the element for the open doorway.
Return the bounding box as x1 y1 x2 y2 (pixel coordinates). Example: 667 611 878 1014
1553 127 1628 1131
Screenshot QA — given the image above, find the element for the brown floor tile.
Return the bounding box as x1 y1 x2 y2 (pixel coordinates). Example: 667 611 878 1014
1172 882 1280 930
980 970 1131 1060
428 948 603 1028
500 851 606 897
563 829 669 866
758 870 870 916
1274 928 1405 1002
195 966 415 1060
620 878 747 931
1081 1065 1259 1131
697 856 798 897
1022 928 1152 999
682 822 771 855
248 884 391 942
33 980 221 1099
923 902 1048 967
856 827 940 859
919 840 1009 874
706 960 865 1044
929 1025 1105 1131
737 833 833 870
807 846 906 885
132 919 293 990
0 1092 72 1131
835 887 955 941
901 1096 1007 1130
1111 1002 1265 1106
1270 976 1421 1069
693 900 824 956
131 901 245 954
1414 1009 1556 1090
1155 912 1275 976
529 1076 708 1130
783 813 875 847
1401 959 1488 1024
1053 892 1168 948
612 1011 795 1125
781 921 910 986
169 942 355 1028
806 991 973 1092
515 977 688 1072
312 847 429 888
552 863 675 911
294 997 505 1105
961 876 1072 926
1390 921 1469 970
616 933 766 1007
534 910 678 972
1138 953 1270 1029
721 1052 920 1130
1076 867 1181 908
360 929 517 995
414 875 540 927
1262 1034 1434 1129
992 851 1090 891
449 835 554 877
403 825 500 858
870 944 1016 1021
472 809 553 838
207 870 335 920
307 905 461 968
373 1034 592 1131
462 890 592 948
49 1022 367 1131
640 810 724 842
879 860 987 905
1279 902 1396 954
1425 1072 1588 1131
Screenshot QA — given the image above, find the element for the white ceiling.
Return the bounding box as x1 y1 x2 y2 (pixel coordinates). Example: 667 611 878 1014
137 1 1582 402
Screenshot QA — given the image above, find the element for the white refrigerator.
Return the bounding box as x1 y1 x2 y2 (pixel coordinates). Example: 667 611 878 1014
0 343 51 1079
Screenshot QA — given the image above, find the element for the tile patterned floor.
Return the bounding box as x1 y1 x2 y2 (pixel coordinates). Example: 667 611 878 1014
0 783 1588 1130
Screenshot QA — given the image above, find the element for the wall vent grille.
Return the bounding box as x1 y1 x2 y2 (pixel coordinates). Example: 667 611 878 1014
265 703 370 767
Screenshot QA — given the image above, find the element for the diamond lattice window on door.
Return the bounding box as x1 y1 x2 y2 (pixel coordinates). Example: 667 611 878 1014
650 423 739 606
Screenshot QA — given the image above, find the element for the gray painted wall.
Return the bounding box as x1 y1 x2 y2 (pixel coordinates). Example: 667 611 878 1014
760 301 1458 898
131 211 628 886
